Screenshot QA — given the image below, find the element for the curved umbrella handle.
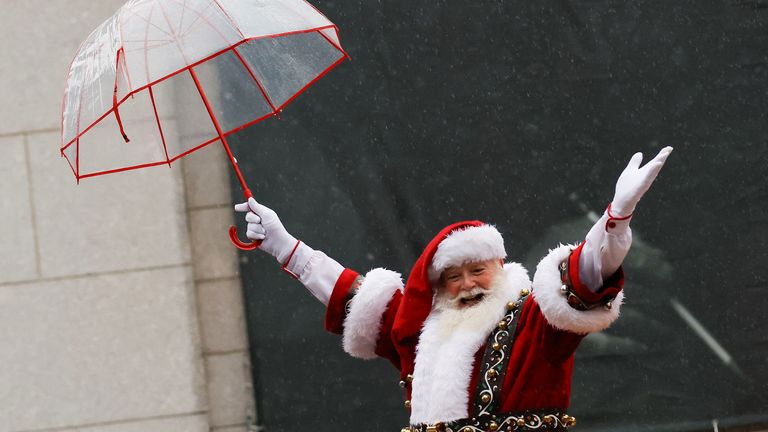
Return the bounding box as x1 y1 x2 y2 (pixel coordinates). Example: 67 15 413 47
229 225 262 251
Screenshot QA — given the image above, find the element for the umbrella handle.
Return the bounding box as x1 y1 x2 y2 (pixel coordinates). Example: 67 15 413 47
228 225 262 251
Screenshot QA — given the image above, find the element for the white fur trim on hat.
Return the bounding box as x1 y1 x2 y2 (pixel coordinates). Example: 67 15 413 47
532 244 624 334
343 268 404 359
429 225 506 282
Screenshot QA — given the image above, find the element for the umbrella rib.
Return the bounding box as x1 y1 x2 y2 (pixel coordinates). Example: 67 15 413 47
232 46 277 113
156 0 192 64
211 0 246 39
79 160 174 179
274 53 347 112
60 27 89 150
169 135 219 163
317 28 348 58
179 15 208 40
114 6 136 92
143 4 156 89
116 2 129 88
180 11 203 37
178 0 187 36
75 90 83 180
125 41 175 51
148 86 171 166
122 7 174 38
122 38 176 43
176 0 214 37
168 0 232 44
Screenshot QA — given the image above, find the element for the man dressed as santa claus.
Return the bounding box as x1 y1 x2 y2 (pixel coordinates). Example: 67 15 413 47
235 147 673 432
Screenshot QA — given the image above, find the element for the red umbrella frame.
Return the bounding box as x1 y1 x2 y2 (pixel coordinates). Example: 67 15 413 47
60 0 349 249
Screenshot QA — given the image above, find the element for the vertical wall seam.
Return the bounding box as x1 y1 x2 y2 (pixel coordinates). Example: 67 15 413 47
22 133 42 277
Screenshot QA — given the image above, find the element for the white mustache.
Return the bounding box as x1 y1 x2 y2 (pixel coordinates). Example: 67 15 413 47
440 286 491 308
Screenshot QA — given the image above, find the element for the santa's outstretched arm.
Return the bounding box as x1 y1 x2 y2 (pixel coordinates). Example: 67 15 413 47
531 147 673 335
234 200 403 363
233 199 344 305
578 146 674 290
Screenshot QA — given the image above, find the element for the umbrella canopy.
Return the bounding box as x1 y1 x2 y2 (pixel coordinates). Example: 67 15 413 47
61 0 346 178
60 0 348 248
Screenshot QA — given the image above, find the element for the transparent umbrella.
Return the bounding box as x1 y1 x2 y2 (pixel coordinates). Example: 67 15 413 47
60 0 348 249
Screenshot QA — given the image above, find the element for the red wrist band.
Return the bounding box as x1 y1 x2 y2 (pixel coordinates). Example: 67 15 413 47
280 239 302 280
606 202 633 230
606 202 633 220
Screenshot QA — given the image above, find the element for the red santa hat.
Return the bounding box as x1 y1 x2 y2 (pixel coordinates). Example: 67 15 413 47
428 223 507 282
391 221 506 374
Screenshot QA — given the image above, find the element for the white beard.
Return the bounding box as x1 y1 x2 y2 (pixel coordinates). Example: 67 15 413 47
431 275 513 340
409 264 528 425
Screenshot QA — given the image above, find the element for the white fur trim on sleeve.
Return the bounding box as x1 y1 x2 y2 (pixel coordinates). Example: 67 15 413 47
342 268 404 359
429 225 506 281
532 244 624 334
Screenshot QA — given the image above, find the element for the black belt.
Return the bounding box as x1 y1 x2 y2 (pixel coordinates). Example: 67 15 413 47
404 410 576 432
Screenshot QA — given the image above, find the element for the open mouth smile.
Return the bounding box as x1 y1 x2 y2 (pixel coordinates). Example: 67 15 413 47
459 293 485 307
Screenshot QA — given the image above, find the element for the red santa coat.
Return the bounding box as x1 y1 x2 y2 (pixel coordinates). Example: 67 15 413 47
324 241 623 425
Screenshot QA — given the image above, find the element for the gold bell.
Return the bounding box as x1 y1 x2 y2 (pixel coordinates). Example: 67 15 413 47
404 400 411 409
492 342 502 351
506 301 517 311
487 369 497 378
401 428 411 432
561 414 578 426
516 418 526 427
604 301 613 310
480 393 491 404
488 421 498 431
498 320 508 330
406 374 414 382
462 427 473 432
520 288 530 297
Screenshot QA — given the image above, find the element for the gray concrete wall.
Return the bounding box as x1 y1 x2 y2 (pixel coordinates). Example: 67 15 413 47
0 2 254 431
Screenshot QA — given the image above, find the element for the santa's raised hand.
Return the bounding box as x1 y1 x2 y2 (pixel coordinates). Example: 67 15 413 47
233 198 340 303
611 146 673 216
234 198 298 264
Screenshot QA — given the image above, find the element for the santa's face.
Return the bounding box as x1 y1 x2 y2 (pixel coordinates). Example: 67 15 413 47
438 259 504 308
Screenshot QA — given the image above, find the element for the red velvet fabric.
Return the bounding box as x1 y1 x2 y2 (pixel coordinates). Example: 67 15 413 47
496 298 583 411
568 242 624 305
324 268 360 334
463 299 585 412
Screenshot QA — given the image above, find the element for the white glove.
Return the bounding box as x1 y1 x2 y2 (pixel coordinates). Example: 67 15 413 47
233 198 344 304
611 146 673 216
233 198 297 263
